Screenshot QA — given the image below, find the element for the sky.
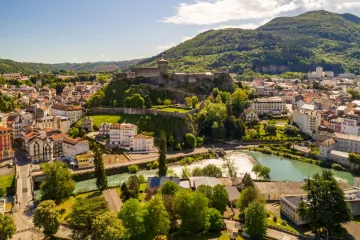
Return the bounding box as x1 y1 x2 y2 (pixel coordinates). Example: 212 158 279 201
0 0 360 64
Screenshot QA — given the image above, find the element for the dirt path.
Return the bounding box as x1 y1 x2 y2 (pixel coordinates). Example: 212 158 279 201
103 189 123 212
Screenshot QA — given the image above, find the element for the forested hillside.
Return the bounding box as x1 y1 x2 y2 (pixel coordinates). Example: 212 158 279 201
0 59 142 74
139 10 360 74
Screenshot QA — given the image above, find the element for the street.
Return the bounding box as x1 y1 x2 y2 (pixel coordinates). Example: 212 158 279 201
11 151 37 239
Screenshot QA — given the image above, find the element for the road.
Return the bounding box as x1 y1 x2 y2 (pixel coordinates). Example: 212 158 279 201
11 151 36 239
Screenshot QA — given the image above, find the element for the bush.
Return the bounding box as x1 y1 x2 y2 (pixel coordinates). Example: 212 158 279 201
281 220 287 226
331 163 346 171
273 216 277 222
185 133 197 148
128 165 139 173
147 160 159 169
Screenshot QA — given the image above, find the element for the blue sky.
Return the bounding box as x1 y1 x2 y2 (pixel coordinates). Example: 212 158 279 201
0 0 359 63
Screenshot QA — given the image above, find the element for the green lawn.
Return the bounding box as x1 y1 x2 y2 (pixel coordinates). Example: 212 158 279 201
76 114 143 128
139 183 147 192
267 212 299 234
151 105 192 113
0 174 15 190
58 191 102 223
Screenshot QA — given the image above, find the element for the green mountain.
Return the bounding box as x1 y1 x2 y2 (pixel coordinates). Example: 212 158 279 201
0 59 142 74
139 10 360 74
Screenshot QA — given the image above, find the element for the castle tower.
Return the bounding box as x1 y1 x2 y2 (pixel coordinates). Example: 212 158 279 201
157 58 169 75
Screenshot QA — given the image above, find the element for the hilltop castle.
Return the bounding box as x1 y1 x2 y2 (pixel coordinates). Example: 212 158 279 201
127 59 168 79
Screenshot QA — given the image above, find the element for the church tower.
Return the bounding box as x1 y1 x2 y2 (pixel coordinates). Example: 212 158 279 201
157 58 169 75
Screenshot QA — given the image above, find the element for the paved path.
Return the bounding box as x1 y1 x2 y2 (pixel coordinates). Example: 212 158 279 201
267 229 299 240
343 222 360 239
103 189 123 212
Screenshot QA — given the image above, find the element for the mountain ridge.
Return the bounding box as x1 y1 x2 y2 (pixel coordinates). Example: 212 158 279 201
139 10 360 75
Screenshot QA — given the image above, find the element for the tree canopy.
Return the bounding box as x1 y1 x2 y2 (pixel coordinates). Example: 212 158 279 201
34 200 60 237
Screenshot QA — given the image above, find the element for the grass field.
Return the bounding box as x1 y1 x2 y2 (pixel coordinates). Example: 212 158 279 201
0 174 15 190
151 105 192 113
58 191 102 223
76 114 143 128
267 212 299 234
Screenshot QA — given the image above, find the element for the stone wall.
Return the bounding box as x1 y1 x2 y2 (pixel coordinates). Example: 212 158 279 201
89 107 198 118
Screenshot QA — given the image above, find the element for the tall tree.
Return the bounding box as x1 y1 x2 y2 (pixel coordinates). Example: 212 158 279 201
175 189 209 233
236 186 258 212
94 145 108 191
158 132 168 176
244 200 268 239
160 180 180 195
196 185 214 207
144 195 171 239
92 212 129 240
127 175 140 198
40 161 75 204
212 185 229 214
118 199 146 240
69 196 108 240
298 170 351 236
33 200 60 238
0 213 16 240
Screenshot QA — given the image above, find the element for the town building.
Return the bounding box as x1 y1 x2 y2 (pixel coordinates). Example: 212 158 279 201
99 123 112 136
51 104 83 124
76 152 94 169
36 116 71 134
244 109 260 123
328 115 360 136
81 116 93 132
62 137 89 159
292 109 321 136
109 123 137 147
24 130 53 163
129 134 154 151
280 188 360 226
0 126 13 161
249 97 286 116
49 133 68 159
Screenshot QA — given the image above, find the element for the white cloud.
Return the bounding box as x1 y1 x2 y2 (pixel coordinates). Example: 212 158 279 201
162 0 360 25
101 54 105 57
157 42 177 51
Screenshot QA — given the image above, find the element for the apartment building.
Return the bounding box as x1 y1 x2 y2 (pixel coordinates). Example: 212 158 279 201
0 126 13 161
328 115 360 136
109 123 137 147
99 123 112 136
36 116 71 134
249 97 286 116
62 137 89 159
292 109 322 136
51 104 83 124
24 130 53 163
130 135 154 151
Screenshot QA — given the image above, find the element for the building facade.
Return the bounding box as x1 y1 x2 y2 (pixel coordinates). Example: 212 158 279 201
129 135 154 151
62 137 89 159
0 126 13 161
127 59 168 79
24 130 53 163
292 109 322 136
81 116 93 132
249 97 286 116
51 104 83 124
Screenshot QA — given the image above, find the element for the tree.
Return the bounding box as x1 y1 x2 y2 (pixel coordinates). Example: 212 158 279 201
185 133 197 148
191 96 199 109
298 170 351 236
118 198 146 240
40 161 75 204
259 166 271 180
185 97 192 107
94 145 108 191
158 132 167 176
92 212 129 240
265 124 277 135
181 165 191 178
33 200 60 237
164 99 172 105
236 186 258 212
284 125 300 136
0 213 16 240
196 185 214 207
144 195 171 239
127 175 140 198
69 196 108 240
68 127 79 138
160 180 180 195
244 200 268 239
206 208 224 231
252 164 262 179
212 185 229 214
231 88 248 115
120 182 130 201
145 95 152 109
175 190 209 233
192 167 203 176
243 173 254 188
202 164 222 177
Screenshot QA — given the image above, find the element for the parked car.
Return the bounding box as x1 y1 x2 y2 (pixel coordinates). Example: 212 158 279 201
8 162 13 168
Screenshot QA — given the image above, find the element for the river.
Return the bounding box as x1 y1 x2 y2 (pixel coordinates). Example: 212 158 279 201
72 150 355 193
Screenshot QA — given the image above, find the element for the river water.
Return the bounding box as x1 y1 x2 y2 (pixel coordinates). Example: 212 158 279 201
72 151 355 193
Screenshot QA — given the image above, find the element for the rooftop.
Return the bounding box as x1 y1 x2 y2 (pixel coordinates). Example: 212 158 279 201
255 182 305 196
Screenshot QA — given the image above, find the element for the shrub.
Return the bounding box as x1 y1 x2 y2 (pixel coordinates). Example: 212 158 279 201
331 163 346 171
281 220 287 226
128 165 139 173
273 216 277 222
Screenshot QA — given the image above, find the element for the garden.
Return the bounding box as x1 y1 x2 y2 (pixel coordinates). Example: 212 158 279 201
75 113 143 129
